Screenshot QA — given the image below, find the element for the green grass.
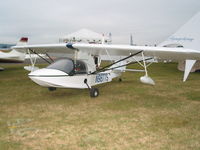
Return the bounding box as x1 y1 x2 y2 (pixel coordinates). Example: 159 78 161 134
0 63 200 150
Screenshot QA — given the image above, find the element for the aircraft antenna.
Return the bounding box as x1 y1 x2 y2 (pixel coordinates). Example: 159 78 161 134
130 34 133 46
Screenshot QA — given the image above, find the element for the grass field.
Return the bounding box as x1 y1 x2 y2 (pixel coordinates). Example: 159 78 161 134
0 63 200 150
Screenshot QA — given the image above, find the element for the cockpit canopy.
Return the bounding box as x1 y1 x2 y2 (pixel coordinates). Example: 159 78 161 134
47 58 87 75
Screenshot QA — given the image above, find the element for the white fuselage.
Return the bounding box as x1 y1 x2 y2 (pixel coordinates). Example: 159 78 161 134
0 49 26 63
28 68 117 89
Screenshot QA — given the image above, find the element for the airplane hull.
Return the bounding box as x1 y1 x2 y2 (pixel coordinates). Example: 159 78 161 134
29 68 113 89
29 75 96 89
28 68 97 89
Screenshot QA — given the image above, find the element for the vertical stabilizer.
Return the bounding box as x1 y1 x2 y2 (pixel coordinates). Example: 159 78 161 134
160 12 200 50
160 12 200 81
6 37 29 62
17 37 28 46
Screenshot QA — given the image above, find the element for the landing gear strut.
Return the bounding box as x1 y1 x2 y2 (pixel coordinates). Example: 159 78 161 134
84 79 99 98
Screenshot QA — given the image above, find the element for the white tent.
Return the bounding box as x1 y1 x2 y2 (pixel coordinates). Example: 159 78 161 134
60 28 111 44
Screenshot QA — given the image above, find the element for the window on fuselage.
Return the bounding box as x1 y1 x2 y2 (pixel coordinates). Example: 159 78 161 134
74 60 87 74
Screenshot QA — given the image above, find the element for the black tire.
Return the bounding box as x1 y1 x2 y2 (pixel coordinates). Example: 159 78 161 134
90 88 99 97
48 87 57 91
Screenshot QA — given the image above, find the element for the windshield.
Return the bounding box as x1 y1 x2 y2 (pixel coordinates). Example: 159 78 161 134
47 58 75 75
46 58 87 75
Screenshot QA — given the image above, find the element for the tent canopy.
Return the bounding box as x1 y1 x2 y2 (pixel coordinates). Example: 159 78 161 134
60 29 111 44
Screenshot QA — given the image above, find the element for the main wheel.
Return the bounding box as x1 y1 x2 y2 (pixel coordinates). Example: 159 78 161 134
90 88 99 97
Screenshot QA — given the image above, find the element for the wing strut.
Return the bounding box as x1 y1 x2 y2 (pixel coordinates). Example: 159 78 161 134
96 57 153 72
28 48 52 64
24 49 39 72
139 51 155 85
89 50 155 85
91 50 143 74
24 48 54 72
45 53 54 63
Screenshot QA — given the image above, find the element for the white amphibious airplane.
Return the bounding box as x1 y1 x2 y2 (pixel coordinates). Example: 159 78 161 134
12 12 200 97
0 38 28 71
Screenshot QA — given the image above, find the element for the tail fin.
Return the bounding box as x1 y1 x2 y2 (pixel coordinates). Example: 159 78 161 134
159 12 200 82
10 37 28 62
17 37 28 46
0 37 28 63
160 12 200 50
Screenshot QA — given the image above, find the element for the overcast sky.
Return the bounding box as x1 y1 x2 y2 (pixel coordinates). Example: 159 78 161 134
0 0 200 45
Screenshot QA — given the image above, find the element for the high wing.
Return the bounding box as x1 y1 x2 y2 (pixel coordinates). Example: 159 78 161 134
12 43 75 54
72 43 200 61
13 42 200 81
13 43 200 61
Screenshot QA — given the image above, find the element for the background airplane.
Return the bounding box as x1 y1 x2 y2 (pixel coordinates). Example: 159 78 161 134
0 43 15 50
0 37 28 71
0 37 48 71
0 37 28 63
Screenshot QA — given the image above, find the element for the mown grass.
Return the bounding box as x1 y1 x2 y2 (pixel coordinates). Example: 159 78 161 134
0 63 200 150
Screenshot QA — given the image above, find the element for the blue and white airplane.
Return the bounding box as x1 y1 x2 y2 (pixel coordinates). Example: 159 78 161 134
0 38 28 71
0 38 27 63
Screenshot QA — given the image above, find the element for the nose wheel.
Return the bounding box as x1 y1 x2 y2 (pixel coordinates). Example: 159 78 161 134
90 88 99 97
